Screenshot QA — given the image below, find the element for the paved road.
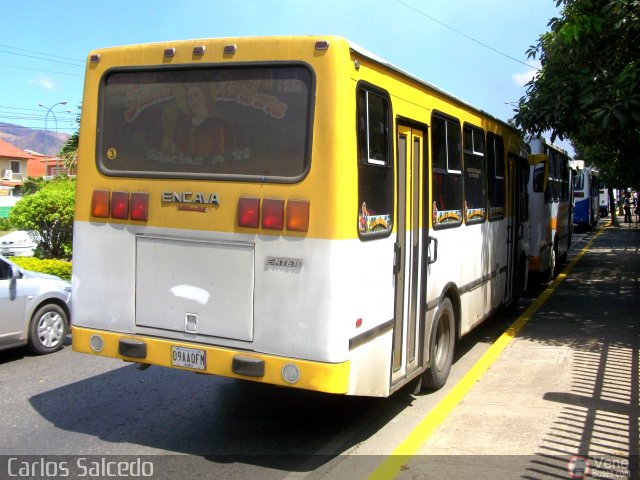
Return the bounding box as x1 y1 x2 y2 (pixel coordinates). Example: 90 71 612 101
0 228 595 479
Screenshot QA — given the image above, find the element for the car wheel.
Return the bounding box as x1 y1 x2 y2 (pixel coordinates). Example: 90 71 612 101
28 304 69 355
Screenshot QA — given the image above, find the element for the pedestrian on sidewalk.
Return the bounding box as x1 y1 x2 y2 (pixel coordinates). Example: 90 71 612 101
623 192 632 222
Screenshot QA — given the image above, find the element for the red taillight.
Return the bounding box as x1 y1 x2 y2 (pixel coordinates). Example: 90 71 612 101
286 200 310 232
237 197 260 228
91 190 110 218
110 191 129 219
91 189 148 221
262 199 285 230
130 192 149 221
237 197 310 232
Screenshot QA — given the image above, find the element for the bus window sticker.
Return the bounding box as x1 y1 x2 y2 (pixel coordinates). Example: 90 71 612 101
432 201 463 226
358 202 392 235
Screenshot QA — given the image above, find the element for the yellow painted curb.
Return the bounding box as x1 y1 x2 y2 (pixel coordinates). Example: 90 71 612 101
369 224 609 479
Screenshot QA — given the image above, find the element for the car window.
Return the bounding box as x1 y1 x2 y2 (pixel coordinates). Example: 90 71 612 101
0 259 10 280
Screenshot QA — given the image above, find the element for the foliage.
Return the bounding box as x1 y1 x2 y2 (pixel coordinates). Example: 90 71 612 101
515 0 640 187
0 217 12 232
8 178 76 259
9 256 72 281
20 176 48 195
59 103 81 173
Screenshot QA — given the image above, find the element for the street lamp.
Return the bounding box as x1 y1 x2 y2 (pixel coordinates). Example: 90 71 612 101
38 101 68 176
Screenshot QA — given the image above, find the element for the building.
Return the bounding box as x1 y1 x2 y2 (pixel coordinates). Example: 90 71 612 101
0 138 31 184
0 139 31 217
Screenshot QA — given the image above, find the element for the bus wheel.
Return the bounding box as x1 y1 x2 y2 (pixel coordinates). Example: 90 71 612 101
515 254 527 300
422 297 455 390
545 246 557 283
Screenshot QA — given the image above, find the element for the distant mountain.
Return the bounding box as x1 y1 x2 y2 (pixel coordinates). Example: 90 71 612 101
0 122 70 157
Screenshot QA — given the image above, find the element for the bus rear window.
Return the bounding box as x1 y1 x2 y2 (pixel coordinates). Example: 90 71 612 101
98 65 313 181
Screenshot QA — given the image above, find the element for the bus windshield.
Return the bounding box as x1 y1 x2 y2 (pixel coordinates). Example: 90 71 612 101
98 65 313 181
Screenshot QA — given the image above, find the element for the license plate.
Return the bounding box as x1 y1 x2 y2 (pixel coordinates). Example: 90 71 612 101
171 346 206 371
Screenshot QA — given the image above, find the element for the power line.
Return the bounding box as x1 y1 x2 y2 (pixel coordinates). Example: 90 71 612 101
394 0 540 71
0 50 84 68
0 105 77 115
0 122 77 132
0 44 84 65
0 63 83 77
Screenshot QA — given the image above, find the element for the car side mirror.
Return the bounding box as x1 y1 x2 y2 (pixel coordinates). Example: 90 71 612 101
10 266 23 280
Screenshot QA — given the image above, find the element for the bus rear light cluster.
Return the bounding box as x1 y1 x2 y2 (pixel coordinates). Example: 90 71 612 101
237 197 310 232
91 190 149 222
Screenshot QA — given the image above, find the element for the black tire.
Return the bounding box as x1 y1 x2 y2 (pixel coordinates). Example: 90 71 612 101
544 245 557 283
514 254 527 300
28 304 69 355
422 297 455 390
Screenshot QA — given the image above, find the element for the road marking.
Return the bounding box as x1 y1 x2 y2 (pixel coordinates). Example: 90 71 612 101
369 224 609 480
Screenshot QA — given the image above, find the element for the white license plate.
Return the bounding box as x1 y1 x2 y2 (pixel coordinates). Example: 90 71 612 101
171 346 206 371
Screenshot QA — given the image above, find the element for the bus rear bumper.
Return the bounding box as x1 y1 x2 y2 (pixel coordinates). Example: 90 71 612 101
72 326 350 394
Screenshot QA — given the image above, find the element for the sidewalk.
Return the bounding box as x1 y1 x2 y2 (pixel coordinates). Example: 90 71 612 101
399 223 640 479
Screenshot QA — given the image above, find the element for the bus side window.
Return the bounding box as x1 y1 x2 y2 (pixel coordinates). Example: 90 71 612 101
463 124 486 224
431 113 462 228
487 133 505 221
533 164 546 193
357 85 393 239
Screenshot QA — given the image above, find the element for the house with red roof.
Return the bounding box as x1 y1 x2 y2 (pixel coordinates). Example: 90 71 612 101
0 138 32 188
0 138 73 218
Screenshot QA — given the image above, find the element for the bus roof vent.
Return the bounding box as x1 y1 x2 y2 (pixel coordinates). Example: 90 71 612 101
315 40 330 51
163 48 176 58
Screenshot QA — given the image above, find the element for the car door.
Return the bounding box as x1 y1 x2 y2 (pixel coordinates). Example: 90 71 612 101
0 257 26 342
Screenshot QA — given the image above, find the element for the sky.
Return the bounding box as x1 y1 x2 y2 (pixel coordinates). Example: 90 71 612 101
0 0 572 153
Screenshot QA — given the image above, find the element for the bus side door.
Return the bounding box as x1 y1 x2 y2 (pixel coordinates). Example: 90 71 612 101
392 123 427 385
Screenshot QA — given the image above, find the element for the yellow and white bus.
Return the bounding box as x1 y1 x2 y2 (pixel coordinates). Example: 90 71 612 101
72 35 530 397
526 137 573 283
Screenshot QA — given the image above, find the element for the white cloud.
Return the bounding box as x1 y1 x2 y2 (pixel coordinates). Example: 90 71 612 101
512 69 537 87
512 60 542 87
29 74 56 91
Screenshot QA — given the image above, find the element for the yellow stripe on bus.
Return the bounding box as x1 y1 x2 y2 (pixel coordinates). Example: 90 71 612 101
72 326 350 394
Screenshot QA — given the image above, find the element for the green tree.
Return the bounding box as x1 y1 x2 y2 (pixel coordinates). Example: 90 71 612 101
515 0 640 186
8 178 76 259
59 103 80 173
19 176 48 195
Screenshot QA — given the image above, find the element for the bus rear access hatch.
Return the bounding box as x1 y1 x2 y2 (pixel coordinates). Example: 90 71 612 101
135 235 254 341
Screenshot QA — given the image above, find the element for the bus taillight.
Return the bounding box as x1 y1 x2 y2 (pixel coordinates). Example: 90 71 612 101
286 200 310 232
130 193 149 221
237 197 310 232
237 197 261 228
91 190 110 218
110 191 129 219
262 199 285 230
91 189 148 222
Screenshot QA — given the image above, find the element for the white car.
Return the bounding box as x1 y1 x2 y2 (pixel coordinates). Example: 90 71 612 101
0 230 38 257
0 255 71 354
